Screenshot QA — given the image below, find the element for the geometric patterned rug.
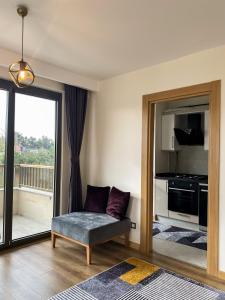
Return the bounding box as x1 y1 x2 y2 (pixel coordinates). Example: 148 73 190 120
49 258 225 299
153 222 207 251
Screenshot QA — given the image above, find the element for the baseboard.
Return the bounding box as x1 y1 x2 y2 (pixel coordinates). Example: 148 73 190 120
113 236 140 251
218 270 225 281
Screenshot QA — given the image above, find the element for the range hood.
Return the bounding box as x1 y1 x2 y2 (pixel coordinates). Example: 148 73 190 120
174 113 204 145
174 128 204 145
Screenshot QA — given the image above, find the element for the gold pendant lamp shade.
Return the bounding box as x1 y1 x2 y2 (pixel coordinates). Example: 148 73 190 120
9 6 35 88
9 60 34 88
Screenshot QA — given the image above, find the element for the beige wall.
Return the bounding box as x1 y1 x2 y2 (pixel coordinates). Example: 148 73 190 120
0 48 99 91
16 189 53 222
0 190 18 216
0 189 52 222
84 45 225 272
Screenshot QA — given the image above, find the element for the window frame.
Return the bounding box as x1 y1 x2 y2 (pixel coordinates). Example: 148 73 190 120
0 78 62 248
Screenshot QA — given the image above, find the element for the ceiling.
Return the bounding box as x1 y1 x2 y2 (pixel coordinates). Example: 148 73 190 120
1 0 225 80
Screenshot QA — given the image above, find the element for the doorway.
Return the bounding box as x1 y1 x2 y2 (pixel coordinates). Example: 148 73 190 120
153 96 209 268
140 81 220 277
0 78 62 248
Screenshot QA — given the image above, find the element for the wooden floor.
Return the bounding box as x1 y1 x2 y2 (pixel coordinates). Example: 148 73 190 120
0 238 224 299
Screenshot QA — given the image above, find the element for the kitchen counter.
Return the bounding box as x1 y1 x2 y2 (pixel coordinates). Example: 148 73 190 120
155 172 208 184
155 172 177 180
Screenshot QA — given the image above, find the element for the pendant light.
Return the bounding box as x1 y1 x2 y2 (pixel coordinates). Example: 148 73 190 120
9 6 35 88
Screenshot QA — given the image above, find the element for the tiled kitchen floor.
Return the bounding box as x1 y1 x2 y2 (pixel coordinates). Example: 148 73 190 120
153 237 207 268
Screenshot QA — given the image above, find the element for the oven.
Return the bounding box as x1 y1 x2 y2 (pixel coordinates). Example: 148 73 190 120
168 179 198 216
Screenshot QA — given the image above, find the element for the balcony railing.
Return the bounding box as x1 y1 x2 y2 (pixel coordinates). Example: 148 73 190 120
0 164 54 192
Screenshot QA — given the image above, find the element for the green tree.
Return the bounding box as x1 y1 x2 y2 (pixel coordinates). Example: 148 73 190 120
15 132 54 151
14 148 55 165
0 136 5 164
14 132 55 165
39 136 54 149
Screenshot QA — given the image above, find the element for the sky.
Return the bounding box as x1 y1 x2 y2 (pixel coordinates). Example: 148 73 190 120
0 90 55 140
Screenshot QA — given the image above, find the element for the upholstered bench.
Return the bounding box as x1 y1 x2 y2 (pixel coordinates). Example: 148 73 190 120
51 211 131 264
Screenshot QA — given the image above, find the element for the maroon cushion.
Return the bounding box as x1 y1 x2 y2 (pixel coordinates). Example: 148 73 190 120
84 185 110 213
106 187 130 220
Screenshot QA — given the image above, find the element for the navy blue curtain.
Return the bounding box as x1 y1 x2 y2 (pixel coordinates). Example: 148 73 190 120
64 84 88 212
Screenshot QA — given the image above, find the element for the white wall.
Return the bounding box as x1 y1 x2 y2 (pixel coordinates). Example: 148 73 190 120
84 45 225 272
174 146 208 174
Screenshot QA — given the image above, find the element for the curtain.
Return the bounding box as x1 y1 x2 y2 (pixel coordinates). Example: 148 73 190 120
64 84 88 212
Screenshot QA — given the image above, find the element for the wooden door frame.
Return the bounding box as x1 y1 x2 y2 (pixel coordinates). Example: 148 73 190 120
140 81 221 277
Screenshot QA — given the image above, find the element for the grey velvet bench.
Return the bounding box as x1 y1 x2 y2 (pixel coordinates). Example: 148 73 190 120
51 212 131 264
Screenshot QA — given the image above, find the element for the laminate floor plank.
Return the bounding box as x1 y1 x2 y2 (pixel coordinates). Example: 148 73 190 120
0 238 224 299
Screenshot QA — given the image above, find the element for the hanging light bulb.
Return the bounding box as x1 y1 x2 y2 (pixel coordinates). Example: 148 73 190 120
9 6 35 88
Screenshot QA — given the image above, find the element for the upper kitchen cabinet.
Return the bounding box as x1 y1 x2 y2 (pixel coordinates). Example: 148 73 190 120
204 110 209 151
162 114 178 151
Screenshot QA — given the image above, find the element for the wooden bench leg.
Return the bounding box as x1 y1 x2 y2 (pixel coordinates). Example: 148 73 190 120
51 232 56 248
124 232 130 248
86 246 92 265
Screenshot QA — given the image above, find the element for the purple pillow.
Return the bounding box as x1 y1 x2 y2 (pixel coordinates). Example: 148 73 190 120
84 185 110 213
106 187 130 220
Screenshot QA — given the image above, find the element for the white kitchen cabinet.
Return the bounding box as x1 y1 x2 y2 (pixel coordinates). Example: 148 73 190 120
204 110 209 151
162 114 178 151
154 179 169 217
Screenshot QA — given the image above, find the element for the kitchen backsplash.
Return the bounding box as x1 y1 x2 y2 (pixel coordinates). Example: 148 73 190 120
169 146 208 175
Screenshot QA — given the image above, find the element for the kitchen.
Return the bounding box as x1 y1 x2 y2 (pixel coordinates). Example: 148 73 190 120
152 95 209 268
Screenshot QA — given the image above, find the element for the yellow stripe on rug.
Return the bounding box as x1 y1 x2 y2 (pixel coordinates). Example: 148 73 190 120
119 257 159 285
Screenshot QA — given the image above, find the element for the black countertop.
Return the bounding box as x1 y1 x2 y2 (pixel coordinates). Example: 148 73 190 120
155 172 208 184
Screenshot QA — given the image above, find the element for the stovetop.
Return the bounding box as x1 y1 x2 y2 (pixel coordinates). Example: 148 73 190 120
174 174 207 180
155 172 208 183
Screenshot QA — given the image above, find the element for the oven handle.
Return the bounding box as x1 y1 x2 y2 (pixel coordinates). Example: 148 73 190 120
168 187 195 193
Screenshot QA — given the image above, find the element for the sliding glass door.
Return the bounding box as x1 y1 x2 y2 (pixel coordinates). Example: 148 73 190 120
0 78 61 248
12 93 57 240
0 89 8 245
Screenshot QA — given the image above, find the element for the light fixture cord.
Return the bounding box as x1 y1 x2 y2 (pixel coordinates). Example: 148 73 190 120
21 15 24 61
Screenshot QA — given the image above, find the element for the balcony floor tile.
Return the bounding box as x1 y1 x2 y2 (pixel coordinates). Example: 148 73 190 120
0 215 51 242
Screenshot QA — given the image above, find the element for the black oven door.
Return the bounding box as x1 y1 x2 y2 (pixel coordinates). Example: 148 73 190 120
168 180 198 215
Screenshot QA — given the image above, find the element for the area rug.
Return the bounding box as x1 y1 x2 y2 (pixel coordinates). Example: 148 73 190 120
49 258 225 300
153 221 207 250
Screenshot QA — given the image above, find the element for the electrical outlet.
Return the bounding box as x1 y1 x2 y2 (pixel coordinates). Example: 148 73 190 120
131 222 136 229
